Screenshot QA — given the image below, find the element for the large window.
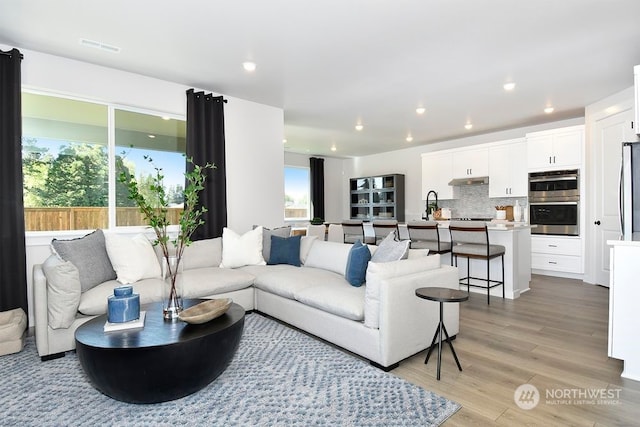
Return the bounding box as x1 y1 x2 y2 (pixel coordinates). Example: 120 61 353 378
284 166 310 221
22 92 186 232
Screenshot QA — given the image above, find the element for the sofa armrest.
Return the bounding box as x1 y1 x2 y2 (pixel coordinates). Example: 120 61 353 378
32 264 50 357
377 265 460 366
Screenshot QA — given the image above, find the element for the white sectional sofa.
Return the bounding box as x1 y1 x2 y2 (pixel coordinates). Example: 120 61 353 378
33 228 460 370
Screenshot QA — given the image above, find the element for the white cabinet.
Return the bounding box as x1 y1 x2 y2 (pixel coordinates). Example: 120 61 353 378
608 241 640 381
531 235 583 273
421 152 453 200
526 125 584 170
489 139 527 197
452 147 488 178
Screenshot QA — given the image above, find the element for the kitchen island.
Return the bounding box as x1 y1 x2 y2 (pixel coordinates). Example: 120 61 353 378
360 221 533 300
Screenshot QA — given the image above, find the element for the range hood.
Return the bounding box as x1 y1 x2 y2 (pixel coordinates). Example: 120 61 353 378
448 176 489 186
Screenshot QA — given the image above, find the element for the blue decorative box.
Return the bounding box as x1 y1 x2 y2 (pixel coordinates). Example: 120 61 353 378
107 285 140 323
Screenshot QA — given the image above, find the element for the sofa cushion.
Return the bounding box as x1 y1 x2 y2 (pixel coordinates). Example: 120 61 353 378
42 255 81 329
182 267 255 298
303 240 351 275
300 236 317 264
252 266 341 300
104 233 162 284
183 237 223 269
268 235 301 266
364 253 441 329
344 240 371 287
259 226 291 262
51 229 116 292
370 231 409 263
294 281 366 321
220 226 266 268
79 278 165 316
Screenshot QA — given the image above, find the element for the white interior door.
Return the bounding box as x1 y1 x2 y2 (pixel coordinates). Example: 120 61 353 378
594 108 637 285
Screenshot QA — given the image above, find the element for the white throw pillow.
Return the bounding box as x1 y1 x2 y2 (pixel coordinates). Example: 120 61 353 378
104 233 162 284
42 255 81 329
220 227 266 268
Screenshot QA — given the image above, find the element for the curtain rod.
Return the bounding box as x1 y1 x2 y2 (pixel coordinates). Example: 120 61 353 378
0 50 23 59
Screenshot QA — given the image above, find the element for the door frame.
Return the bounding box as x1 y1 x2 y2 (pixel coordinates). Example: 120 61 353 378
585 87 636 285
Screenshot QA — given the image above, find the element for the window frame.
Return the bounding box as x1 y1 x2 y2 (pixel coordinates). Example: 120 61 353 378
22 89 186 236
284 165 311 222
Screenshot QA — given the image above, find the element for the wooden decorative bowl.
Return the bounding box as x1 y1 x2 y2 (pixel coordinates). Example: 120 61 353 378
179 298 233 324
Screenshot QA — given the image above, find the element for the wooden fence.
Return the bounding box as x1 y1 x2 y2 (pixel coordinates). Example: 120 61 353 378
24 207 183 231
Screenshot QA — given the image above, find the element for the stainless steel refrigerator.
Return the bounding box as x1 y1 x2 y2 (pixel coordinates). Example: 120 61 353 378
621 141 640 241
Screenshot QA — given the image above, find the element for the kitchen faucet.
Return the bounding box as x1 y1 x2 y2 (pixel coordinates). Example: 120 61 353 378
425 190 438 219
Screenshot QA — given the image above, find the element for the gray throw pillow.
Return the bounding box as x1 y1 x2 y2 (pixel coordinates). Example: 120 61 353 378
51 229 117 292
257 226 292 262
371 231 410 263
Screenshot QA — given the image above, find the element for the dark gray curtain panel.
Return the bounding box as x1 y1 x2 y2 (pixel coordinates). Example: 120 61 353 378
310 157 325 220
186 89 227 240
0 48 27 314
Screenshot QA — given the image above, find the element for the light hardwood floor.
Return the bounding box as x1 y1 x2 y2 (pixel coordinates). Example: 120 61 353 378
393 274 640 426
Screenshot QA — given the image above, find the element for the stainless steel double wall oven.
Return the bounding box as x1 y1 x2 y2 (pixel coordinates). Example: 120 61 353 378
528 169 580 236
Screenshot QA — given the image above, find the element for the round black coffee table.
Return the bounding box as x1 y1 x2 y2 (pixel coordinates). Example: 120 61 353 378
415 287 468 380
75 299 244 403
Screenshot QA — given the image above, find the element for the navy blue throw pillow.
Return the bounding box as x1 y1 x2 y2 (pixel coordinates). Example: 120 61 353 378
345 240 371 287
268 235 302 267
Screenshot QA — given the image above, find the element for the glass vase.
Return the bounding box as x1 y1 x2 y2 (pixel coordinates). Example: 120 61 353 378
162 255 184 320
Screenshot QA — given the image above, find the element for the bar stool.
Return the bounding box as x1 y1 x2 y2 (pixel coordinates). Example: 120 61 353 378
406 220 452 255
306 224 326 240
449 221 505 305
372 220 399 245
341 220 375 244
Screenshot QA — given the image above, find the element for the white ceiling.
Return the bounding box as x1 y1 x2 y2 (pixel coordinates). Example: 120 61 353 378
2 0 640 158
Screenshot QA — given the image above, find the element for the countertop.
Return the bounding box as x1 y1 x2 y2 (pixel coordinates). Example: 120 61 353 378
423 221 535 231
607 238 640 247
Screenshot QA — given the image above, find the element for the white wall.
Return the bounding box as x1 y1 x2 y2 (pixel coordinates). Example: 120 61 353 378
6 45 284 325
347 117 585 222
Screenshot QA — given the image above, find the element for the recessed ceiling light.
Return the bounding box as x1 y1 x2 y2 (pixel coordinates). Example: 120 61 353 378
416 107 426 115
331 145 337 152
355 123 363 131
503 82 516 91
406 135 414 142
148 134 156 139
242 61 257 72
464 123 473 130
161 116 171 121
282 138 287 144
544 106 554 114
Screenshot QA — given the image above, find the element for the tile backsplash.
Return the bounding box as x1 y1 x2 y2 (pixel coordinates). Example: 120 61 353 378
436 184 527 219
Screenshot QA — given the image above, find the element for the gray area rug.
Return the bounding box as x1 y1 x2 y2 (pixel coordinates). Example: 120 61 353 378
2 313 460 426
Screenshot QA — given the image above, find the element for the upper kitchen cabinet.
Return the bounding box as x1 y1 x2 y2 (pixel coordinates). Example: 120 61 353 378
489 139 527 197
421 152 453 200
526 125 584 171
452 147 489 178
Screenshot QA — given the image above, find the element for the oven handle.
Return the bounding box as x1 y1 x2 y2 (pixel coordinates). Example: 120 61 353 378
529 201 579 206
528 176 578 183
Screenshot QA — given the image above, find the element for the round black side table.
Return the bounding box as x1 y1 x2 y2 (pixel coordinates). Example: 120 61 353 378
415 287 468 380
